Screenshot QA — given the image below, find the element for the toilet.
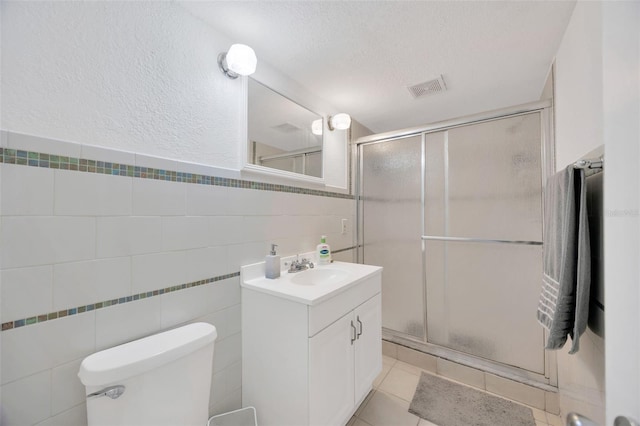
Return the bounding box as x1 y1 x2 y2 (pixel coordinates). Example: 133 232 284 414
78 322 218 426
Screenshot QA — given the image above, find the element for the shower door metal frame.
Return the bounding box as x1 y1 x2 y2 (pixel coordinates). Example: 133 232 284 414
356 99 557 388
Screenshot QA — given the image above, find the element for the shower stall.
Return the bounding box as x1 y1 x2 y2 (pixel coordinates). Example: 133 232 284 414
356 100 555 385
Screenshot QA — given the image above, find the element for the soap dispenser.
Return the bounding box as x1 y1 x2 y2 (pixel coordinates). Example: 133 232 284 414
316 235 332 265
265 244 281 279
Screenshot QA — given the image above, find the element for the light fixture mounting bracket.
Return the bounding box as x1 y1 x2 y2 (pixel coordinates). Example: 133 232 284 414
327 115 336 131
217 52 239 79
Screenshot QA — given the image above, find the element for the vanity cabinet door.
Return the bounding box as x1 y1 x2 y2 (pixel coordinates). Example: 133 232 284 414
354 294 382 404
309 312 355 426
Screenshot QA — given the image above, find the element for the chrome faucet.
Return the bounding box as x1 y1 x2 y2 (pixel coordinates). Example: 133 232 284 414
287 257 314 273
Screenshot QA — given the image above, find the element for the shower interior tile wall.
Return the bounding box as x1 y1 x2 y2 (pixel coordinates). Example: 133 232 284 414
0 131 356 426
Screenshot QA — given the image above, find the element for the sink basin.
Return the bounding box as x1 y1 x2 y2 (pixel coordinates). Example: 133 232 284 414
241 258 382 305
290 268 350 286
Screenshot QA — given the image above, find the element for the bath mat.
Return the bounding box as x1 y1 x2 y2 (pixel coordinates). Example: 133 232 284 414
408 372 536 426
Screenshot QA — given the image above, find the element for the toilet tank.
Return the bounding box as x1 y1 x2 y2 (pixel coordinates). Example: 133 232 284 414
78 323 217 426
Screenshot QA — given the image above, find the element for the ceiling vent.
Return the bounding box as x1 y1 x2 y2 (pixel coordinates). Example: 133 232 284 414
272 123 301 133
408 75 447 99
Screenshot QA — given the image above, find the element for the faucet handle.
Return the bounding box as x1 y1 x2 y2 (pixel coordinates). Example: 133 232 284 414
300 258 314 268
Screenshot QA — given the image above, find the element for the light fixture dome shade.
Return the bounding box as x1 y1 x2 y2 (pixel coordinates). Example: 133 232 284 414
331 113 351 130
312 119 323 136
226 44 257 76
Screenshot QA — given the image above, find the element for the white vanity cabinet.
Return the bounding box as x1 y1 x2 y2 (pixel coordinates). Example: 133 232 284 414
309 294 381 426
241 262 382 426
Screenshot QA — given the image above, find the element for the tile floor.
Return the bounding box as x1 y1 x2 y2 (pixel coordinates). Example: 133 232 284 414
347 356 565 426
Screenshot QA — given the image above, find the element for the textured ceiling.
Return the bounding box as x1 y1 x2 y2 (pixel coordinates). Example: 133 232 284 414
180 1 576 134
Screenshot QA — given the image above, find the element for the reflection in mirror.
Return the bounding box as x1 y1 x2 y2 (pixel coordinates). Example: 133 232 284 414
248 78 323 178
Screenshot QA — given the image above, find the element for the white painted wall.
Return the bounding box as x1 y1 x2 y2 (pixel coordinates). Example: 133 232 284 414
602 1 640 424
1 0 349 189
554 1 603 173
323 129 348 191
552 2 605 424
554 2 640 424
1 1 244 169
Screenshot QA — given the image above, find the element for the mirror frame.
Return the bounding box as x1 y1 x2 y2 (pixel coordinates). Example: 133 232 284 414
241 77 326 184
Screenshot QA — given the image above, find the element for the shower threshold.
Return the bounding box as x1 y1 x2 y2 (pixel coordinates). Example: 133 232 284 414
382 331 558 393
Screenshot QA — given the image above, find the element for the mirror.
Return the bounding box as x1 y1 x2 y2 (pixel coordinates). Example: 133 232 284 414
247 78 323 179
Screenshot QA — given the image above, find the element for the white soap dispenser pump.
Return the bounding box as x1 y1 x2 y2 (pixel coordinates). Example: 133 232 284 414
265 243 281 279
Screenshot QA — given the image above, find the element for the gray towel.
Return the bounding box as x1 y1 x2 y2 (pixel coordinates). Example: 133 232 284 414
537 165 591 354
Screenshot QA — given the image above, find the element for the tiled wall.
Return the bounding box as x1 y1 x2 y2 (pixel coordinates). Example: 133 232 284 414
0 131 356 426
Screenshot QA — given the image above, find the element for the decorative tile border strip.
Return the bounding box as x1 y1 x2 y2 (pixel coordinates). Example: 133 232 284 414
0 147 354 199
0 272 240 332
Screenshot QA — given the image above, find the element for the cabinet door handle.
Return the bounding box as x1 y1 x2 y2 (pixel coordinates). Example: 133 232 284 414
351 321 357 345
357 316 363 338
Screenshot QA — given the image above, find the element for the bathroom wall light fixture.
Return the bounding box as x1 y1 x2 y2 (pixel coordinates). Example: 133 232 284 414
218 44 257 79
311 119 323 136
328 113 351 131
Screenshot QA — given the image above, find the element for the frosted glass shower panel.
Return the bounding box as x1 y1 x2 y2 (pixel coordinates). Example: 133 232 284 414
424 112 545 373
361 136 424 339
426 114 543 241
425 241 545 373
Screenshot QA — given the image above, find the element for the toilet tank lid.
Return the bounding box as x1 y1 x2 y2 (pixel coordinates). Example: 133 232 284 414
78 322 217 386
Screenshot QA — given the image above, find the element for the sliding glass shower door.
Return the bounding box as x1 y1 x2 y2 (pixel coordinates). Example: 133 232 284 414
360 135 425 339
359 112 546 375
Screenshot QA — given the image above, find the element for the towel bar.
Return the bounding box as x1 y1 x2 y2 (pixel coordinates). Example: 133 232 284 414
573 156 603 175
573 159 602 169
421 236 543 246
